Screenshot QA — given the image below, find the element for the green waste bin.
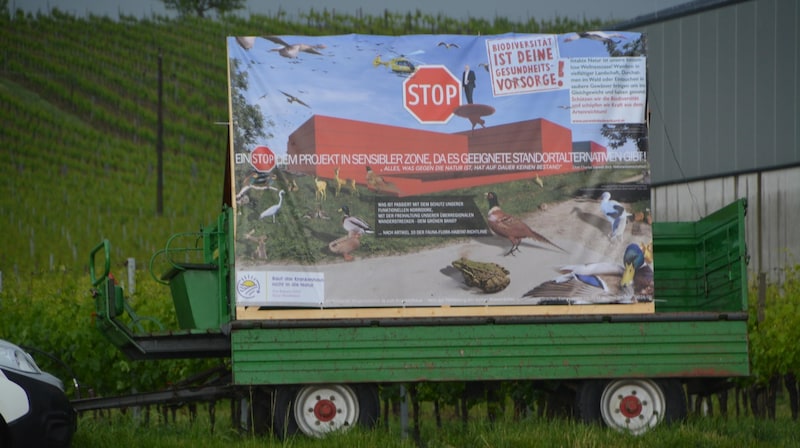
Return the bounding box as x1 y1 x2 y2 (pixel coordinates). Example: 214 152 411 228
162 264 222 330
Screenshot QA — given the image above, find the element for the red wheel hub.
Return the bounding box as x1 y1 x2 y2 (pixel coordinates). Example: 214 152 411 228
313 399 337 422
619 395 643 418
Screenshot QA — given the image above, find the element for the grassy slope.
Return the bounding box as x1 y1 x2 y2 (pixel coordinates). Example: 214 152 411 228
0 8 613 397
0 15 227 275
0 9 607 276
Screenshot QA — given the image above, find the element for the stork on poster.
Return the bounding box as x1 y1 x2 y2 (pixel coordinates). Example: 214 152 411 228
227 32 652 311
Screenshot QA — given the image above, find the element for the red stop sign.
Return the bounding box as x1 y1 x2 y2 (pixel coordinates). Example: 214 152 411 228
403 65 461 124
250 146 276 172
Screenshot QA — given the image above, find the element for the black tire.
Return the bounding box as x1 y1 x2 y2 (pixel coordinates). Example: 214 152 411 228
657 379 688 424
575 379 605 424
576 378 686 435
355 383 381 428
0 416 11 448
0 421 8 448
248 387 272 436
270 386 300 440
544 383 577 418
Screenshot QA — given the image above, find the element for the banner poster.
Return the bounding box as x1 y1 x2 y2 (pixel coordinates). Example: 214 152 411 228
226 32 652 311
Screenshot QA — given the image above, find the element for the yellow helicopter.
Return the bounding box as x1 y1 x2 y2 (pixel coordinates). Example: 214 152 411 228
372 51 423 74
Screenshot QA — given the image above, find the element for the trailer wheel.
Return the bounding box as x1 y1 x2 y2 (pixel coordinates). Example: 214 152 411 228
576 379 686 435
286 384 363 438
271 386 300 439
271 384 380 439
354 384 381 428
248 387 271 435
543 383 576 418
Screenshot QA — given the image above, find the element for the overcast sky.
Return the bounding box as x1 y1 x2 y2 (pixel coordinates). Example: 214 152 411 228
13 0 691 23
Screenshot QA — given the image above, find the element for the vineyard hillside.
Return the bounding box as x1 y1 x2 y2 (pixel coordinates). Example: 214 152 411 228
0 8 609 396
0 8 608 276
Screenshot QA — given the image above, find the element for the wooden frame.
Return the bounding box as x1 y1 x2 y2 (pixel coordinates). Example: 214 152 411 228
235 302 654 320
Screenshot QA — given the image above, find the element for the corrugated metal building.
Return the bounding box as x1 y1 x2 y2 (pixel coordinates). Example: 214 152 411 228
615 0 800 284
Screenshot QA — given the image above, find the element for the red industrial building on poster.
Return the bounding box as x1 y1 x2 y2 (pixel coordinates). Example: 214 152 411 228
286 115 607 196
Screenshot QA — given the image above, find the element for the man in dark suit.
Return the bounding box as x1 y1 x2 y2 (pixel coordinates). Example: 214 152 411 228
462 64 476 104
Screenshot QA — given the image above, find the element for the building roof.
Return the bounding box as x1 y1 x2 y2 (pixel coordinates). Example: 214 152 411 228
612 0 750 30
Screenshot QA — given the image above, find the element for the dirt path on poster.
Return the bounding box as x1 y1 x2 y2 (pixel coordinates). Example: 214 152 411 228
255 197 653 307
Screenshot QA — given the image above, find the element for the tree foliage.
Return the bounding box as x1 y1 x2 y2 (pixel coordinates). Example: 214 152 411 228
748 263 800 383
600 123 648 152
598 35 648 153
229 58 268 152
161 0 245 17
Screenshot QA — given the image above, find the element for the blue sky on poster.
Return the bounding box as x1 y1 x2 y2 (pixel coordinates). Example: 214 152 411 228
229 32 646 157
15 0 660 155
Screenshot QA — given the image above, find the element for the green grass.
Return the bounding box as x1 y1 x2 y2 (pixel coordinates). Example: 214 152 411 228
73 403 800 448
0 8 609 277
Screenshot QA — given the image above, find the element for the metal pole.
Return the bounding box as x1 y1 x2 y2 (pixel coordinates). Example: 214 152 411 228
399 385 408 439
157 49 164 216
127 258 136 295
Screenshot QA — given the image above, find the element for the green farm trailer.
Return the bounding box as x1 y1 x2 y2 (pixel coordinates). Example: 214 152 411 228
85 197 750 437
79 31 751 439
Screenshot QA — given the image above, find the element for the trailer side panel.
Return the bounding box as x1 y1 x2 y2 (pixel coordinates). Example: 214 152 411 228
231 319 749 385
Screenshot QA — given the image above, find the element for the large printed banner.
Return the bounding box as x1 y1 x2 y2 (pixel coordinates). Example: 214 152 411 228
227 32 652 310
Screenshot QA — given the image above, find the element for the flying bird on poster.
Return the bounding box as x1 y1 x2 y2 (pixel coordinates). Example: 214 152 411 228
280 90 311 108
265 35 326 59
